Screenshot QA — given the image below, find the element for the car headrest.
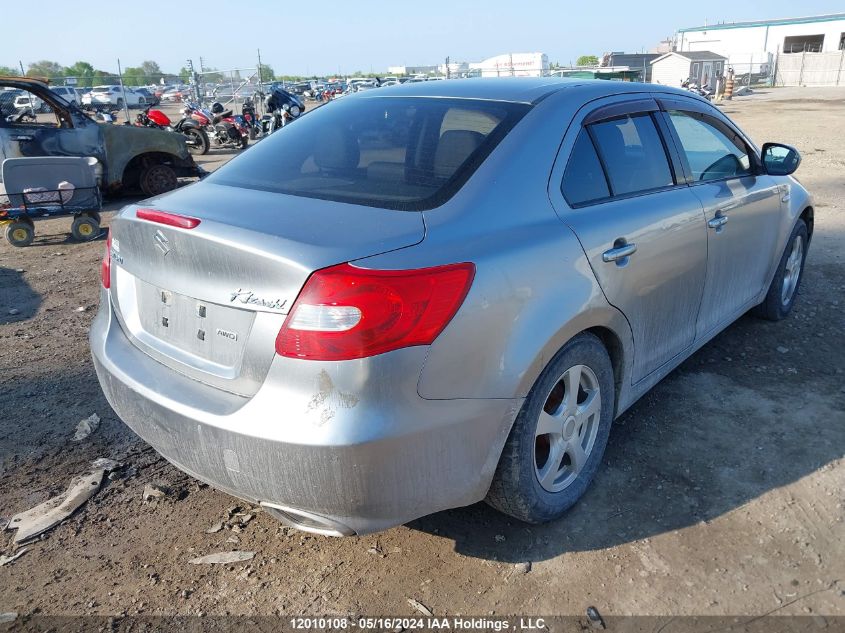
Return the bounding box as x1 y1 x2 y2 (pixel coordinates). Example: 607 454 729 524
314 126 360 172
433 130 484 179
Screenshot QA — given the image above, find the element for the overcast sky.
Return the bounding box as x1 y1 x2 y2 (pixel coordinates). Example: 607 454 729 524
4 0 844 76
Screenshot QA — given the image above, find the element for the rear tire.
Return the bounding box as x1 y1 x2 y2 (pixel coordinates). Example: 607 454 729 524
486 333 614 524
5 221 35 247
83 211 102 225
753 219 808 321
139 163 178 196
70 215 100 242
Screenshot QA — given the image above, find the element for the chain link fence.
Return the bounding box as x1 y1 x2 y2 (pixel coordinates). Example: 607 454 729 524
774 50 845 86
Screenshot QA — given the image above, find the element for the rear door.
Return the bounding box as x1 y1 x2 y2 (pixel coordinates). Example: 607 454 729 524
549 96 708 383
657 96 783 338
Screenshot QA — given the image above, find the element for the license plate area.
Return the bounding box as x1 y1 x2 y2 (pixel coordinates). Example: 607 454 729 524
135 280 254 368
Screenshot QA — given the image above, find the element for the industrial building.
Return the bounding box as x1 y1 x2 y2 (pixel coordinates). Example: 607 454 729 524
675 13 845 76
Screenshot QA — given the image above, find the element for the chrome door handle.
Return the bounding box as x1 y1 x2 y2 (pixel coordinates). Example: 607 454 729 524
10 135 33 141
602 242 637 262
708 215 728 229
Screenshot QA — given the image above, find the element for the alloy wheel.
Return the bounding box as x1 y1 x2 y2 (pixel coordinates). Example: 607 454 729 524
533 364 601 493
781 234 804 306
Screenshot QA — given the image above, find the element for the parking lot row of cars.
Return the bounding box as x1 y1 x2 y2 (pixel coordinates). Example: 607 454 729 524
0 84 165 111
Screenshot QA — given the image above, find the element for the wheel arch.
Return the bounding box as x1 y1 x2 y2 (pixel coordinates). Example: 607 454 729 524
800 205 814 243
585 325 626 413
510 306 634 418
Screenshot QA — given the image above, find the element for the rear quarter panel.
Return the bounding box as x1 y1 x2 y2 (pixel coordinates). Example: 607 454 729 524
360 87 634 406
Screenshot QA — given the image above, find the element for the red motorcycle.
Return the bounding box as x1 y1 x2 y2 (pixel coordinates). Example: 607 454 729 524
134 106 210 155
185 101 249 150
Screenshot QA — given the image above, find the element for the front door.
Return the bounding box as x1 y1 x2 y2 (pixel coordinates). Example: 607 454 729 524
701 62 713 89
0 84 101 183
549 97 708 383
658 96 783 338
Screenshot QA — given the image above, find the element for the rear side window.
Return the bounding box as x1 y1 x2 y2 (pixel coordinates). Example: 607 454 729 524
208 96 529 210
561 129 610 205
667 111 752 182
590 114 674 196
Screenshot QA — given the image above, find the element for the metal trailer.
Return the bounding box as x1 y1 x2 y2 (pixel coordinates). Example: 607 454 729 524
1 156 103 247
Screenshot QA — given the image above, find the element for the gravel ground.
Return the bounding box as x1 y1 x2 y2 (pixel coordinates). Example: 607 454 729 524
0 87 843 621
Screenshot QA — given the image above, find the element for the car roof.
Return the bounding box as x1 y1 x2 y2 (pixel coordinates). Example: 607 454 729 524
359 77 701 105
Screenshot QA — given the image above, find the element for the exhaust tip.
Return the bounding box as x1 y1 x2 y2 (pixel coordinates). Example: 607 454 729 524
260 502 355 537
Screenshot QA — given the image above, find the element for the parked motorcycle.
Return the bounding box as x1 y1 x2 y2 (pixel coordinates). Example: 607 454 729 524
263 88 305 135
681 80 713 100
134 105 210 155
240 98 262 140
182 101 249 150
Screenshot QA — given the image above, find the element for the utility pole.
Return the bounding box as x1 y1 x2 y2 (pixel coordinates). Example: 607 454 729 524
116 58 130 123
186 58 199 101
445 56 450 79
257 48 263 85
199 57 205 73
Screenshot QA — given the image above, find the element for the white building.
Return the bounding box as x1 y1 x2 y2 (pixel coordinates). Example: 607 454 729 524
469 53 549 77
676 13 845 74
387 65 439 77
650 51 727 87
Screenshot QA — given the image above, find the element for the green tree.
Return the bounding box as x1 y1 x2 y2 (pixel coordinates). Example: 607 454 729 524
26 60 64 78
64 61 95 87
0 65 21 76
140 60 162 82
178 66 191 82
576 55 599 67
257 63 275 82
122 66 145 86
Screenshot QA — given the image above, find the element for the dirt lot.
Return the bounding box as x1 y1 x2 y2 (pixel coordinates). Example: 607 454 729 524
0 87 843 621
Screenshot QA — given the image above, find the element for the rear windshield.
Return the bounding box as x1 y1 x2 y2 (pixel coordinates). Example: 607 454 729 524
207 96 530 210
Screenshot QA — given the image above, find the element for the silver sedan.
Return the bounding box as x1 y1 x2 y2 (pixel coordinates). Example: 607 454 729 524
91 78 812 535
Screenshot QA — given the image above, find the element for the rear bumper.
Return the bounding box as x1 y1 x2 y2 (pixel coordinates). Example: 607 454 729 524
90 291 521 535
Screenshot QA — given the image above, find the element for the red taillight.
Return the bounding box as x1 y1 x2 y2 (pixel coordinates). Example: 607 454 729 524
276 262 475 361
101 228 111 289
136 208 201 229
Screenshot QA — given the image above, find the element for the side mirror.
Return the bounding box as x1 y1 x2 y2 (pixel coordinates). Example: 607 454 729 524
762 142 801 176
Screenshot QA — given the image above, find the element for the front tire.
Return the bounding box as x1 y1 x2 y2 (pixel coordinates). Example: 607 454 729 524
139 163 178 196
753 219 808 321
486 333 614 524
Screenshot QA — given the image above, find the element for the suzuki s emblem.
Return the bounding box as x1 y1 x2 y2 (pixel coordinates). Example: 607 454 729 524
154 230 170 256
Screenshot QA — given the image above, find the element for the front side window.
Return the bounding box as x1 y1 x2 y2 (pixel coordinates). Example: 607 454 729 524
1 89 60 128
667 110 751 182
208 96 529 210
589 114 674 196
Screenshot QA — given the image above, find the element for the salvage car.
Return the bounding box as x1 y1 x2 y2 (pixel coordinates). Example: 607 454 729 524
91 78 811 535
0 77 203 196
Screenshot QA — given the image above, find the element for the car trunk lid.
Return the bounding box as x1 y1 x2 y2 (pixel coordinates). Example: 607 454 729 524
109 182 425 396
